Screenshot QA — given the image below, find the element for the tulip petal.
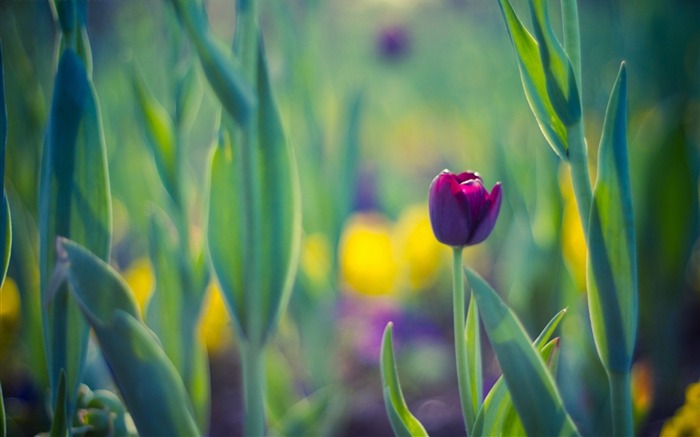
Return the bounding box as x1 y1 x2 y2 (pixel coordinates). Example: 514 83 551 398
429 173 472 246
456 171 481 184
469 183 503 245
458 179 488 231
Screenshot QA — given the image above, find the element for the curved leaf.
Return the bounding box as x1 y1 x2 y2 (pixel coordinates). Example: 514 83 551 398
168 0 256 126
208 38 301 343
380 323 428 437
146 209 210 432
57 238 199 437
498 0 577 160
0 42 10 288
466 268 578 436
472 308 567 436
39 48 112 416
465 293 482 429
131 68 179 202
587 63 637 373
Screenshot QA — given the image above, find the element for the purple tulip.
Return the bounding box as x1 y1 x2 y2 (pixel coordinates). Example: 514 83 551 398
428 170 503 247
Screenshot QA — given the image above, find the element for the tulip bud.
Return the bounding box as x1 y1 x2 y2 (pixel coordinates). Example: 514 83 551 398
428 170 502 247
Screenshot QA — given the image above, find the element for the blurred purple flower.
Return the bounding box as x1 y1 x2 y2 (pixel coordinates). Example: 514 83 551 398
337 296 442 364
428 170 502 247
377 24 411 61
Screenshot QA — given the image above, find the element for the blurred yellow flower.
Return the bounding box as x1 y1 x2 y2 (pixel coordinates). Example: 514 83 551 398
394 204 447 291
339 213 399 296
631 360 653 424
0 276 21 356
198 281 234 354
559 165 587 292
660 381 700 437
122 257 154 313
300 232 333 292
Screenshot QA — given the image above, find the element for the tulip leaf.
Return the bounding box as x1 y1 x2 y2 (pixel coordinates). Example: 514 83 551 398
274 388 334 437
466 268 579 437
501 338 561 437
498 0 570 160
56 238 200 437
208 38 300 342
0 43 10 288
334 91 363 241
168 0 256 127
132 67 179 203
255 39 302 341
528 0 581 126
472 308 567 436
0 384 4 437
587 63 637 372
380 323 428 437
49 371 67 437
146 209 185 373
39 48 111 417
146 208 210 432
465 293 482 427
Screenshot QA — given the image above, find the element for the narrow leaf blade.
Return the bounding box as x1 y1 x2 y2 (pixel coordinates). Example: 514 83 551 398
38 48 112 416
466 268 578 436
0 42 11 287
587 63 637 372
380 323 428 437
465 293 482 426
498 0 568 159
256 39 301 341
472 308 567 436
131 68 179 202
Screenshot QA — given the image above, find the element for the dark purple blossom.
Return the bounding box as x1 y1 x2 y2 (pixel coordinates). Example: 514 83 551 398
428 170 502 247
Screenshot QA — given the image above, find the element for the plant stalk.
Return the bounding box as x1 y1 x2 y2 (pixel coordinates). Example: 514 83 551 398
609 370 633 436
561 0 582 96
241 340 266 437
452 247 474 433
566 120 592 239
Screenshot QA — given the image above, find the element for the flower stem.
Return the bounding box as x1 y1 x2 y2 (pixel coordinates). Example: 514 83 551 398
242 340 266 437
609 370 633 436
452 247 474 433
567 120 592 238
561 0 582 95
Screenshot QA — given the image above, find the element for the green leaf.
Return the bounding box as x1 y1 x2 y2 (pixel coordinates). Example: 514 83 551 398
146 208 210 432
49 371 67 437
334 91 363 242
380 323 428 437
528 0 581 126
168 0 256 126
274 388 334 437
472 308 567 436
1 383 5 437
0 42 10 288
500 338 561 437
38 48 112 417
208 38 301 343
587 63 637 373
465 293 482 427
466 268 578 436
498 0 579 160
131 67 179 203
56 238 200 437
146 209 185 372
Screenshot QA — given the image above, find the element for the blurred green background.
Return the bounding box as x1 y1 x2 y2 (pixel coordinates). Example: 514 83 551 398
1 0 698 436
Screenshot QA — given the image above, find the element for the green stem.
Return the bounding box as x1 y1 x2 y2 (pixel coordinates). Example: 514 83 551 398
241 340 266 437
452 247 474 433
561 0 582 95
609 370 633 436
566 120 592 238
